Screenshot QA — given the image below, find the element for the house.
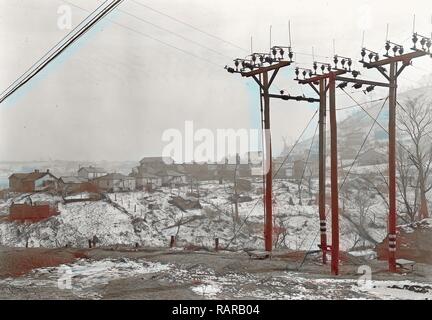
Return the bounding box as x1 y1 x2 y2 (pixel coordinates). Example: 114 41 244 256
135 172 162 190
273 160 293 179
9 170 58 192
136 156 180 180
179 162 214 181
59 176 99 194
246 151 263 165
237 163 252 178
217 163 238 180
77 166 107 179
139 156 174 169
93 173 136 192
292 159 306 179
157 170 187 186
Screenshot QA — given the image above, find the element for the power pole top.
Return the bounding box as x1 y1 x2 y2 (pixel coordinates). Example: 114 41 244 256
241 61 290 77
363 50 427 68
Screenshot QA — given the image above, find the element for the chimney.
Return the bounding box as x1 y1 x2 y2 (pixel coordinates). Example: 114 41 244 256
46 169 50 173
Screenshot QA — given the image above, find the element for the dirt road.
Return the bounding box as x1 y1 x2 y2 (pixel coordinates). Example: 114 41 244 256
1 246 431 299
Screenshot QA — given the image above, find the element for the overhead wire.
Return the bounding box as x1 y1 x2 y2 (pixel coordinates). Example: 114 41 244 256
62 0 224 68
297 121 319 198
339 96 389 191
131 0 248 53
116 7 233 59
227 91 396 251
297 97 388 269
224 109 319 249
0 0 117 103
341 88 419 160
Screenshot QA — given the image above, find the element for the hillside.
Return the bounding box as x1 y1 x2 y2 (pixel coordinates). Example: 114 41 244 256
283 85 432 160
0 180 388 253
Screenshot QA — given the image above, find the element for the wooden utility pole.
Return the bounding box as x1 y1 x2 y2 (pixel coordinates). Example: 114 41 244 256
298 66 346 275
262 71 273 251
318 78 327 265
388 61 398 272
359 37 429 272
227 47 319 252
328 72 339 275
241 61 291 252
227 57 291 252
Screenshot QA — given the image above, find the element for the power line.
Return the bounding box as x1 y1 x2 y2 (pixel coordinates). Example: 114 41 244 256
297 227 320 270
341 89 419 161
0 0 111 100
336 97 387 110
297 97 388 269
129 5 336 62
339 96 389 191
131 0 248 53
297 121 319 192
273 109 319 178
224 109 319 249
0 0 124 104
294 51 331 59
116 7 233 59
64 0 224 69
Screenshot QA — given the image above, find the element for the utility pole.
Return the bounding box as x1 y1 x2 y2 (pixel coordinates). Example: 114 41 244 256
358 34 430 272
318 78 327 265
330 55 390 275
297 62 346 275
297 34 430 274
296 65 330 265
328 71 339 275
226 46 318 252
227 50 292 252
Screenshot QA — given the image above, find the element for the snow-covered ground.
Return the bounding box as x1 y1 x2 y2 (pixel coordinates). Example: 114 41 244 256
0 257 430 300
0 180 389 251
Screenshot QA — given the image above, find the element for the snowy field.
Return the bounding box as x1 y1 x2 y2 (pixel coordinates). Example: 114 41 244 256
0 180 389 252
0 257 431 300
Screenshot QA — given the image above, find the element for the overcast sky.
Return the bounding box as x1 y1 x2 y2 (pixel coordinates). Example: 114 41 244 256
0 0 431 162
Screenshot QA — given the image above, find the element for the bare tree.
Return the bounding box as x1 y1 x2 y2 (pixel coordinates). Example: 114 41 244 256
354 187 373 228
305 167 314 198
359 169 389 211
396 148 420 223
398 96 432 220
341 179 379 247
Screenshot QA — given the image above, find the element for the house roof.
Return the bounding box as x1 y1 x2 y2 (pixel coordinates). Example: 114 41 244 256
139 156 174 165
95 173 134 180
9 171 57 182
165 170 186 177
136 173 160 179
78 166 106 173
140 168 186 177
59 176 88 184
